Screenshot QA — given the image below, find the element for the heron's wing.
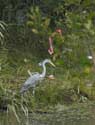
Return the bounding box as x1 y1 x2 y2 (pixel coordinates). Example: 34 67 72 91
20 73 41 93
25 73 40 86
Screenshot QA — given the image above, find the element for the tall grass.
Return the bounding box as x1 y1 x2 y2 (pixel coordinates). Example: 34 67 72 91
0 27 95 114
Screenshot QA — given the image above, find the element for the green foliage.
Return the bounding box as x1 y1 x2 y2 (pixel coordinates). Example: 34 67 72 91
0 0 95 112
27 6 50 35
0 49 95 112
26 6 52 56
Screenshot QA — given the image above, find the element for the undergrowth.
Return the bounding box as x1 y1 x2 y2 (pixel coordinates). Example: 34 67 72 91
0 48 95 114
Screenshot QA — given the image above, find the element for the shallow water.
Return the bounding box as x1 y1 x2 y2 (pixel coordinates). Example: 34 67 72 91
0 102 95 125
0 112 95 125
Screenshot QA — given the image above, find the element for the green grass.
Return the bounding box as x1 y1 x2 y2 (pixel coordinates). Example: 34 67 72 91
0 48 95 114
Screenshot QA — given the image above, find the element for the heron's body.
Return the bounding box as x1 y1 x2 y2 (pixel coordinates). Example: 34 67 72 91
20 59 55 94
20 73 40 93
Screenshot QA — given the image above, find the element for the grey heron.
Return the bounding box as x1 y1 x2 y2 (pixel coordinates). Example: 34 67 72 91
20 59 55 94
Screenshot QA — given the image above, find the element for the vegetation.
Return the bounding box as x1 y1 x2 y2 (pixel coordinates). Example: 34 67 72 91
0 0 95 114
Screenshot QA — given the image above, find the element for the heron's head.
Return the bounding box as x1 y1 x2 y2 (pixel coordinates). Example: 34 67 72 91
43 59 55 67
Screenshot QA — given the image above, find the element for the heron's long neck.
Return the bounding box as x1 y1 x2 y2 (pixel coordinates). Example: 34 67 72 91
41 63 46 77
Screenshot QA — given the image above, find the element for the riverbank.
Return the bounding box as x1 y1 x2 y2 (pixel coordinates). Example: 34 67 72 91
0 101 95 125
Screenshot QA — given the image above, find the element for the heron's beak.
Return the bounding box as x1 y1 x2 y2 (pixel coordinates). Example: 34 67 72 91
50 61 56 67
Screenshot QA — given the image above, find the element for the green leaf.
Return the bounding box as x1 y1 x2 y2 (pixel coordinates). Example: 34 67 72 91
84 20 92 30
0 32 4 38
27 21 34 26
32 29 39 34
44 18 50 27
